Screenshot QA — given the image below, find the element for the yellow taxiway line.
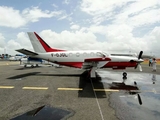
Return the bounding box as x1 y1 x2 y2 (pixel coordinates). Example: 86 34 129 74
58 88 83 91
0 86 14 89
94 89 120 92
22 87 48 90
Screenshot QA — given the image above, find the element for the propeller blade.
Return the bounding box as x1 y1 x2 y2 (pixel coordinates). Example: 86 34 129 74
138 51 143 59
135 64 138 69
138 64 142 71
137 94 142 105
134 81 137 85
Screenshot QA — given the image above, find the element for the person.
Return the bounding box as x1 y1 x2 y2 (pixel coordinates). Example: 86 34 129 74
149 58 152 66
152 58 157 72
152 74 156 84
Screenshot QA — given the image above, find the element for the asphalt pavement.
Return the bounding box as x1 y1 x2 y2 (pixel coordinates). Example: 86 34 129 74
0 61 159 120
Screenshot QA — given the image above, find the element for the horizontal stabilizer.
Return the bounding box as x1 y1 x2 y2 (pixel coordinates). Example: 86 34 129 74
16 49 38 56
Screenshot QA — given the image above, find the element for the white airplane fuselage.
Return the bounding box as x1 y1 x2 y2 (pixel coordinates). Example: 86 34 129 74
31 50 140 69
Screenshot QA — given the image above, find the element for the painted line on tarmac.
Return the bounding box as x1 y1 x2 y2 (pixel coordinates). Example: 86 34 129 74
22 87 48 90
94 89 119 92
90 79 104 120
0 86 14 89
57 88 83 91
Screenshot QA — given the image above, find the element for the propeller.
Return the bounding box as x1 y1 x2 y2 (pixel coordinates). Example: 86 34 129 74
135 51 143 71
137 94 142 105
134 81 142 105
138 51 143 59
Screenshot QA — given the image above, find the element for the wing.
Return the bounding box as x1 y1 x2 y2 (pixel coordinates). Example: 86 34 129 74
82 57 111 69
16 49 38 56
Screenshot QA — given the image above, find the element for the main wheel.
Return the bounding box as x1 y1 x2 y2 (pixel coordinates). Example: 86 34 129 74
123 72 127 77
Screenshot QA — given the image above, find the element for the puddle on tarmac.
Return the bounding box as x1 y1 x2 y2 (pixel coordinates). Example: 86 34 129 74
97 70 160 120
11 105 73 120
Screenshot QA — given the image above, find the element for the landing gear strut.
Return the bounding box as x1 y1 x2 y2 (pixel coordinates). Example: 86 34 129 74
123 72 127 79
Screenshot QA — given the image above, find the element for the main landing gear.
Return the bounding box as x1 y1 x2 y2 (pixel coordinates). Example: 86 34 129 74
122 72 127 79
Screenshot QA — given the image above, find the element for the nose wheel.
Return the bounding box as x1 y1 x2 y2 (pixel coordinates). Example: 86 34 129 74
123 72 127 79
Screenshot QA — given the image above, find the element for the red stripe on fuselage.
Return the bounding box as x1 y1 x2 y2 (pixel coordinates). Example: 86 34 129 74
103 62 137 68
55 61 137 69
56 62 83 68
34 32 65 52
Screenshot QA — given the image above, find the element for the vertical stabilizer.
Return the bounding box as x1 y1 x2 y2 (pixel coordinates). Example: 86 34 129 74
27 32 46 53
27 32 65 53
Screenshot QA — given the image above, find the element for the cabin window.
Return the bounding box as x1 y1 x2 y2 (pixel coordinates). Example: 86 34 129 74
96 52 101 56
83 52 87 56
69 53 73 57
90 52 94 56
76 52 80 57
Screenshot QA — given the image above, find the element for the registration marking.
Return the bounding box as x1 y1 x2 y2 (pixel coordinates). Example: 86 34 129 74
94 89 119 92
58 88 83 91
0 86 14 89
22 87 48 90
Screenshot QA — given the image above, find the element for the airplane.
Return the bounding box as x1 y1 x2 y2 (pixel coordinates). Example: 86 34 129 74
16 32 144 78
20 56 43 68
20 56 61 68
9 54 24 61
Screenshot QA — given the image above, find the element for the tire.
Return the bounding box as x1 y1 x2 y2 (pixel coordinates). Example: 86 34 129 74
123 72 127 77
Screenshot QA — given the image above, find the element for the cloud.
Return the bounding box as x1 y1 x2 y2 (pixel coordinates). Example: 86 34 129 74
0 6 26 28
80 0 160 26
63 0 70 5
22 7 62 22
1 26 159 57
1 0 160 57
38 29 147 54
52 4 58 8
144 26 160 55
70 24 80 30
16 32 32 49
39 29 97 50
78 0 160 56
80 0 128 15
0 32 33 55
0 33 5 48
0 6 63 28
113 1 160 27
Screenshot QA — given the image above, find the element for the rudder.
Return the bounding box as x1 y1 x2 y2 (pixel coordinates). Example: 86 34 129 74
27 32 65 53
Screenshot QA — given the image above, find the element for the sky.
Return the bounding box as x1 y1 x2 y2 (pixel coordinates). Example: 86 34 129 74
0 0 160 57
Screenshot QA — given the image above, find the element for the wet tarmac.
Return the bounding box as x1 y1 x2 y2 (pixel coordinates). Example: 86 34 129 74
97 70 160 120
0 61 160 120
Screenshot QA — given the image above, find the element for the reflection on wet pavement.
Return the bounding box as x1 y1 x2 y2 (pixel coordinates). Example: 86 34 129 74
11 105 73 120
97 70 160 120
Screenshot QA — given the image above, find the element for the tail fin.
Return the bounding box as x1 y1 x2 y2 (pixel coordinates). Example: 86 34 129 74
27 32 65 53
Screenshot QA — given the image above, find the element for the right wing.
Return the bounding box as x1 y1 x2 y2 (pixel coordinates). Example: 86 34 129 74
16 49 38 56
82 57 111 69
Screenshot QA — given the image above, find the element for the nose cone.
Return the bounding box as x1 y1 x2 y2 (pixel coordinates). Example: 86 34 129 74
139 59 144 63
